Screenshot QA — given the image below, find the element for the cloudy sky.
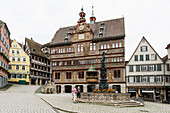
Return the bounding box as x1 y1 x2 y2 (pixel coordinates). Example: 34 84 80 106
0 0 169 60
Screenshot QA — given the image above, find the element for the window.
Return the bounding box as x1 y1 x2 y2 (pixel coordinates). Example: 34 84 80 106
22 75 26 79
166 76 170 82
111 58 113 62
107 44 110 49
112 43 115 48
12 57 15 61
77 44 83 52
16 75 20 79
136 76 140 82
101 44 103 49
17 57 20 61
141 46 147 52
114 70 121 78
13 45 17 47
66 72 72 79
149 65 154 71
16 65 19 70
16 50 19 54
73 60 79 65
167 64 170 71
157 64 161 71
85 59 90 64
22 66 25 70
106 58 109 63
142 76 147 82
116 43 118 48
156 76 161 82
67 61 71 66
151 54 157 61
104 44 106 49
117 57 120 62
12 50 15 54
57 61 61 66
9 65 12 70
129 77 134 83
120 57 123 62
141 65 147 71
136 65 140 72
129 65 133 72
140 55 143 61
119 42 122 47
146 54 149 61
150 76 154 82
114 58 116 62
134 55 138 61
23 57 26 62
90 43 96 51
55 73 60 79
79 60 83 64
98 59 101 63
79 72 84 79
62 61 66 66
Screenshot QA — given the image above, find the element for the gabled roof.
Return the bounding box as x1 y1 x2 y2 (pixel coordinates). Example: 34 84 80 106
162 55 168 62
165 43 170 49
25 38 47 58
0 20 5 28
51 17 125 45
10 39 23 48
127 36 163 64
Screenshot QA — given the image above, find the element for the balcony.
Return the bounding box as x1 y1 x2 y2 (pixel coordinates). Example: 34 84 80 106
87 76 98 83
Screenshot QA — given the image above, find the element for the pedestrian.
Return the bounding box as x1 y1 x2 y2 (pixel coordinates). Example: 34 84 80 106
77 86 81 103
72 87 77 103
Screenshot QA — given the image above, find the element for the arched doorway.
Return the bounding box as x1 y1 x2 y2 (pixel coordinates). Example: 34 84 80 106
65 85 72 93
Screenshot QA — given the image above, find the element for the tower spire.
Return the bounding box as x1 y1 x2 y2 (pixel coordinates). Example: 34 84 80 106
78 5 86 24
90 5 96 24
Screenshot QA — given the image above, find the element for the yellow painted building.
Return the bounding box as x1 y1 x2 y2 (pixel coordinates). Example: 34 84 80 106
8 39 30 84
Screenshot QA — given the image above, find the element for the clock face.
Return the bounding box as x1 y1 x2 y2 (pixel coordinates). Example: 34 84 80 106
79 25 84 30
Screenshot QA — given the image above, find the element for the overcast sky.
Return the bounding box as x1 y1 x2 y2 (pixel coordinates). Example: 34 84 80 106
0 0 169 60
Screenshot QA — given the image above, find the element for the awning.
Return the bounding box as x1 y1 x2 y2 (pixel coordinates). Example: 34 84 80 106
142 90 154 93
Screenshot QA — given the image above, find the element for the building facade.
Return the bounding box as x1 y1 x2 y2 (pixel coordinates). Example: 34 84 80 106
49 7 126 93
0 20 10 87
164 44 170 102
8 40 30 84
126 37 165 101
25 38 50 85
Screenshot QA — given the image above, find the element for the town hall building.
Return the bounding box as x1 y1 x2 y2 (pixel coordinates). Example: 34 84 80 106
48 7 126 93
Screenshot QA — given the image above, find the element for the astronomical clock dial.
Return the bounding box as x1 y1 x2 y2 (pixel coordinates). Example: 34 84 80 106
79 25 84 30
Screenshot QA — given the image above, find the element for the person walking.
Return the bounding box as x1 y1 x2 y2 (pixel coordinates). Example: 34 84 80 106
77 87 81 103
72 87 77 103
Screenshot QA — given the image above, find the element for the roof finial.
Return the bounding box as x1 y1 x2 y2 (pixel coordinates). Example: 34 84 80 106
91 5 95 17
81 5 84 12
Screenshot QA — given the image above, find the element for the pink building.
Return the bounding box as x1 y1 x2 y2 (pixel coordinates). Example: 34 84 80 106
0 20 10 87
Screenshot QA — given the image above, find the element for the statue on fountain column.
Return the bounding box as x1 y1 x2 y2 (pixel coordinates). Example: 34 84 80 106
99 52 109 89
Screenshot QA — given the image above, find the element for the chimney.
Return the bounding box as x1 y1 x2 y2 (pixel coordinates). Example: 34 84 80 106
166 44 170 60
31 37 33 40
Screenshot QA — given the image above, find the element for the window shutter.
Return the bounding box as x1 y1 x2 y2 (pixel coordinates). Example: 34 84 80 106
128 76 129 82
155 54 157 60
147 76 150 82
20 75 22 79
146 46 148 51
134 76 135 82
154 64 156 71
161 76 163 82
141 47 142 51
154 76 156 82
141 65 143 71
147 65 150 71
14 74 16 78
141 76 143 82
25 75 27 79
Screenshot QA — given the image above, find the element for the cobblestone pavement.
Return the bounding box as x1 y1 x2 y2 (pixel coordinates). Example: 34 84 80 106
37 93 170 113
0 84 56 113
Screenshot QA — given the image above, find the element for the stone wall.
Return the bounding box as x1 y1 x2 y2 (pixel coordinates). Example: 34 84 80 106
80 93 130 103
